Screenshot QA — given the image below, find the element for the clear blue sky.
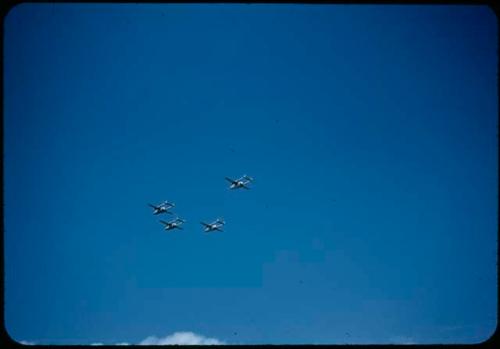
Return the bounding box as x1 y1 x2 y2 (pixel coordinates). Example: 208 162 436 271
3 3 497 345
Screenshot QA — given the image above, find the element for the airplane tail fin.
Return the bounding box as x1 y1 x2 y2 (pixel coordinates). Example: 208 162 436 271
175 217 185 223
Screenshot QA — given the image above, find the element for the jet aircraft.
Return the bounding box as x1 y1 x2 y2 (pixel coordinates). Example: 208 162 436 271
200 218 225 232
225 175 254 190
148 201 175 215
159 217 186 231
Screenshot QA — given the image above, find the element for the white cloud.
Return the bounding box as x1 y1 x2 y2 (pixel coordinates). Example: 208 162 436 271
19 341 36 345
19 332 224 346
139 332 225 345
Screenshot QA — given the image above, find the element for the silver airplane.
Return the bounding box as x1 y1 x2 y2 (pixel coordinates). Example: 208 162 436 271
200 218 225 232
148 201 175 215
159 217 186 231
225 175 254 190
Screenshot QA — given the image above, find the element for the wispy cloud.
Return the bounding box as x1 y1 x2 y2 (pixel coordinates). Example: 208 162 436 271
20 332 224 346
139 332 225 345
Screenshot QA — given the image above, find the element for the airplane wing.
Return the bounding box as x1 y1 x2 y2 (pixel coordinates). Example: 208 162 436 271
148 204 157 209
242 184 250 190
215 227 224 232
225 177 237 184
159 220 170 225
200 222 211 228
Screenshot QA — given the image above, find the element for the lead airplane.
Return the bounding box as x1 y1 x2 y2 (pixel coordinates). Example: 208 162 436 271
160 217 186 231
148 201 175 215
200 218 225 232
225 174 254 190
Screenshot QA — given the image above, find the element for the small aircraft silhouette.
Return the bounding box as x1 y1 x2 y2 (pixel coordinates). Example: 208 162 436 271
225 175 254 190
159 217 186 231
200 218 225 232
148 201 175 215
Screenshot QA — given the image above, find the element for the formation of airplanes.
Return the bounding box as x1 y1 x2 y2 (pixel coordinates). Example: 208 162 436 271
148 175 253 233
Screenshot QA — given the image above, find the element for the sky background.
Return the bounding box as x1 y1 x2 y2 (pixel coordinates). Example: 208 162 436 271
3 3 497 345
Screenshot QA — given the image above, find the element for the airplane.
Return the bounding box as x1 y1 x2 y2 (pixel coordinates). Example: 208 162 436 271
148 201 175 215
200 218 225 232
225 174 254 190
159 217 186 231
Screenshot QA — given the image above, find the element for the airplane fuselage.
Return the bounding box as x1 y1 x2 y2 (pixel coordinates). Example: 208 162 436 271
230 181 248 189
165 223 180 230
154 206 173 214
204 224 223 232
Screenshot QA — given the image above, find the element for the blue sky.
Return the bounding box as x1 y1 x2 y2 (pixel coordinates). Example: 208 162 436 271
3 3 497 345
